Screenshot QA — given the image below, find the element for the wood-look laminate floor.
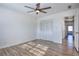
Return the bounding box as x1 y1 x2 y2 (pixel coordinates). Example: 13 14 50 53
0 39 79 56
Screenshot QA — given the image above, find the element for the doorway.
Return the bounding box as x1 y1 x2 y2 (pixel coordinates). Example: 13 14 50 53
64 16 74 48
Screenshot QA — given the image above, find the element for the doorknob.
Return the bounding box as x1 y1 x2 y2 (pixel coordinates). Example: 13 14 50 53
75 32 79 34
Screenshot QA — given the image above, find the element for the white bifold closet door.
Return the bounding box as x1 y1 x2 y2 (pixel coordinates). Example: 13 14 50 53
40 20 53 40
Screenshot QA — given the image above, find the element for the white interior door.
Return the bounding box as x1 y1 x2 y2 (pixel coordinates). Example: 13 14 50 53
74 10 79 51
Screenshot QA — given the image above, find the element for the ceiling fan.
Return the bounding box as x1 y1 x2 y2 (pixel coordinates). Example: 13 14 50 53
24 3 51 14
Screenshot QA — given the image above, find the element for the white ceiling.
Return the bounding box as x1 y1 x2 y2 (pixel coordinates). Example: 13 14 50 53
0 3 79 17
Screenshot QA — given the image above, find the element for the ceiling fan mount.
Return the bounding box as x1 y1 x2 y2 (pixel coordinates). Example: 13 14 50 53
68 5 72 9
24 3 51 14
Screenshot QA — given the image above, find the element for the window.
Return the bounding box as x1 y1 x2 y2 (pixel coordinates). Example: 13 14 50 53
68 26 73 31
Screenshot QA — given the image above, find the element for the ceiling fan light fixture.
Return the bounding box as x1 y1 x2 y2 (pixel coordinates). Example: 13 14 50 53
36 10 40 13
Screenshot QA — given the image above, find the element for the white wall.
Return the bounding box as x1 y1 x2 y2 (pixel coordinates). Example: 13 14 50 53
0 6 37 48
37 8 78 44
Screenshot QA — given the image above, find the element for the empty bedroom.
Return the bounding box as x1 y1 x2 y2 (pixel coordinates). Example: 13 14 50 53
0 3 79 56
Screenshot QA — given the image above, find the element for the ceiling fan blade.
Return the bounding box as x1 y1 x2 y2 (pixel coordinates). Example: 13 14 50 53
36 3 40 9
40 10 47 13
24 6 35 10
27 11 34 13
40 7 51 10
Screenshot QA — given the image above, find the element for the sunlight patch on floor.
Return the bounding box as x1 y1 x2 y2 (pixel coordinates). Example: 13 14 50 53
26 43 49 56
36 44 48 51
19 44 32 50
19 42 49 56
27 42 36 46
